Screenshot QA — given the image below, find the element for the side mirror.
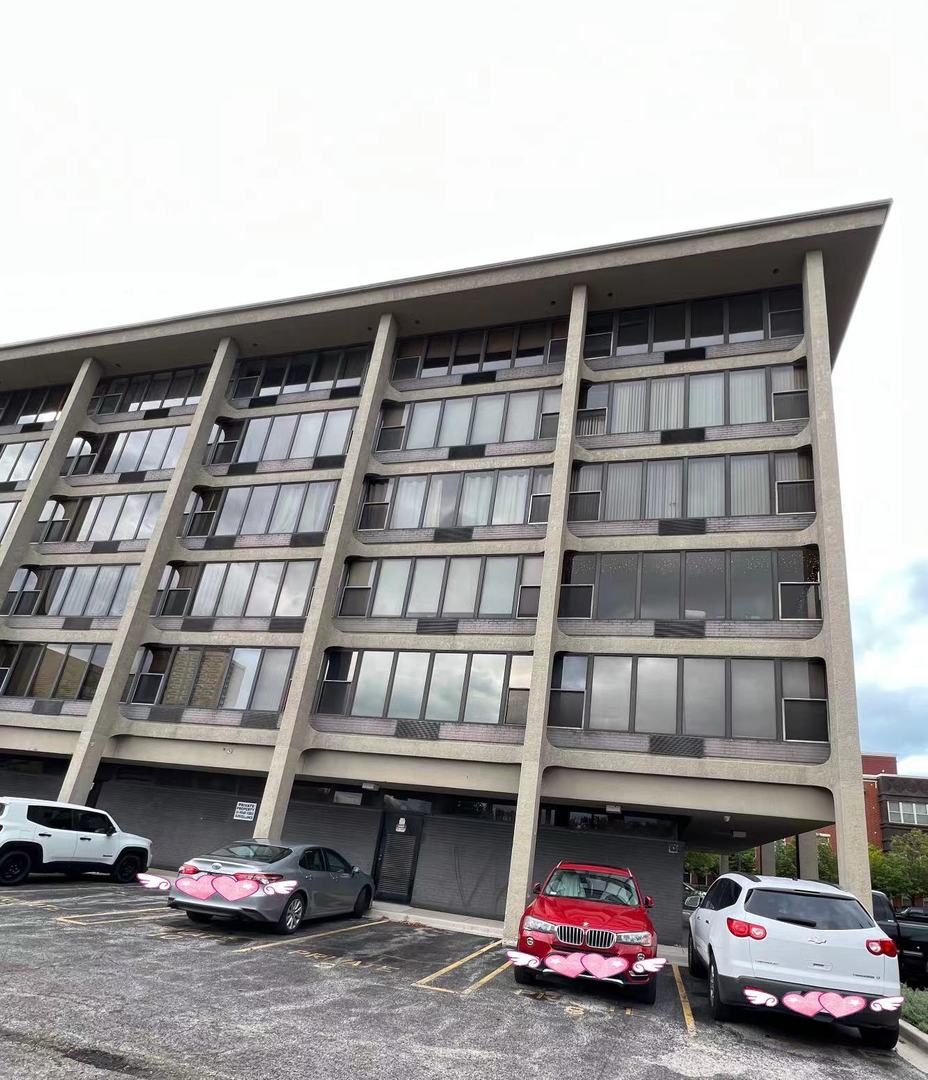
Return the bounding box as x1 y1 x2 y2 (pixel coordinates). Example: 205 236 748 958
532 882 542 895
351 866 360 877
105 825 117 836
645 896 654 908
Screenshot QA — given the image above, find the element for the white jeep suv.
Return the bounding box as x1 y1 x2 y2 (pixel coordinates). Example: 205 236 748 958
0 797 151 885
688 873 901 1050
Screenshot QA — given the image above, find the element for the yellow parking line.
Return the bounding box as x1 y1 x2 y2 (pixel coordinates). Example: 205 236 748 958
672 964 696 1035
234 917 390 953
416 984 458 994
462 958 512 995
415 939 503 987
59 912 184 925
57 906 168 920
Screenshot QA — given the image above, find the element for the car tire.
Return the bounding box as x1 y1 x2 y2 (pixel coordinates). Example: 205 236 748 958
110 853 144 884
688 934 707 978
513 966 537 986
186 912 213 925
635 978 658 1005
276 893 306 935
708 956 733 1022
0 850 31 886
859 1025 899 1050
353 886 372 917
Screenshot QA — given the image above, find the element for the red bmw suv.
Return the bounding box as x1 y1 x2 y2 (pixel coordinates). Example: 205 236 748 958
511 861 663 1002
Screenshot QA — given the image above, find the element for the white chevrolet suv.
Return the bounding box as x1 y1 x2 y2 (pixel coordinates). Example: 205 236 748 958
688 873 901 1050
0 797 151 886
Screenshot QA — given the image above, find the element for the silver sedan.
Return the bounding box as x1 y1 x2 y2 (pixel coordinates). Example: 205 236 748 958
166 840 375 933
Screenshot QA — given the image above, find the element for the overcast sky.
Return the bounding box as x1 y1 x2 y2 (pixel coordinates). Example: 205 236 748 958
1 2 924 768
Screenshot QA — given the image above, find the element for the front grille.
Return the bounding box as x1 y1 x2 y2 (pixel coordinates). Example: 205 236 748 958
555 924 616 949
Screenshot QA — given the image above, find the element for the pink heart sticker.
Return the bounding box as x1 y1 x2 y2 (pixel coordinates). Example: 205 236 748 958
783 991 823 1017
212 875 260 902
175 874 217 900
818 992 867 1018
580 954 630 979
544 952 586 978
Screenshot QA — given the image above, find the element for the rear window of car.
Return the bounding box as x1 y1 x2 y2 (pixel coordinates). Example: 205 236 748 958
205 843 291 864
745 888 873 930
0 801 6 818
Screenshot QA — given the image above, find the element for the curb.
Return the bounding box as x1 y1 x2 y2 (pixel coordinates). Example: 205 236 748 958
901 1019 928 1056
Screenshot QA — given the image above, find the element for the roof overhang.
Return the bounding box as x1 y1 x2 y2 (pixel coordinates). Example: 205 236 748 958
0 200 890 389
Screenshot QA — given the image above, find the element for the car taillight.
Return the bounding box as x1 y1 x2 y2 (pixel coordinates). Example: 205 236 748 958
178 863 199 875
866 938 898 957
727 917 767 940
233 873 283 884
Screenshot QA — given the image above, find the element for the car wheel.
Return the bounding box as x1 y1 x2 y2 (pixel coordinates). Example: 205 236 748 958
859 1025 899 1050
708 956 733 1022
513 966 537 986
353 886 372 917
688 934 706 978
110 853 143 884
186 912 213 925
634 978 658 1005
276 893 306 935
0 850 31 886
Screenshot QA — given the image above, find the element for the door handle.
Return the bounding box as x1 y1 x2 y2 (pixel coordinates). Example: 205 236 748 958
79 836 92 841
38 832 51 837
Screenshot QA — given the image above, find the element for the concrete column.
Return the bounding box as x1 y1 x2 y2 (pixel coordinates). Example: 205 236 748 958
58 338 239 803
0 357 101 597
797 830 820 881
760 843 776 876
253 312 397 840
718 853 729 875
803 250 871 908
502 283 587 942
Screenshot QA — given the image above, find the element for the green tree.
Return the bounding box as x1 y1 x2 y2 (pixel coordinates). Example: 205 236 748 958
869 844 912 899
775 838 797 877
817 839 838 884
684 851 720 877
729 849 756 874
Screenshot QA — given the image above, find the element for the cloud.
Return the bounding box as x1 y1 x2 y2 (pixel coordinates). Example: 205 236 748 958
898 755 928 779
856 676 928 758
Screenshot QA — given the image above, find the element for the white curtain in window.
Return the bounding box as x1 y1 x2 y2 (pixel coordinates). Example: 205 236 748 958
458 473 494 525
391 476 428 528
437 398 472 447
58 566 97 615
686 457 725 517
406 402 441 449
687 373 725 428
775 451 812 481
610 381 646 433
602 463 642 520
503 393 539 442
470 396 504 444
730 455 770 515
729 370 767 424
648 377 684 431
85 565 123 616
770 364 807 392
491 471 529 524
298 482 335 532
645 461 683 518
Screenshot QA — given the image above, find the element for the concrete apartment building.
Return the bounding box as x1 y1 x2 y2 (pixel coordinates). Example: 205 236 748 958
0 202 887 943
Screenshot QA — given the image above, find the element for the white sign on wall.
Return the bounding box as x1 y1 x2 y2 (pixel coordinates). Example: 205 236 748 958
233 801 258 822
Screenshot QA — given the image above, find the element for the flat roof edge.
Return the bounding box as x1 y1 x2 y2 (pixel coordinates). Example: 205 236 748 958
0 199 891 355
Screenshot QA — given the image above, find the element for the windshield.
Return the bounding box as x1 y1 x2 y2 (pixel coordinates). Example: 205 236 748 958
544 868 639 907
204 843 291 864
745 889 873 930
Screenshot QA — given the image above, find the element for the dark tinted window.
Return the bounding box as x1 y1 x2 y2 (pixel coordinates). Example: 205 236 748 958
26 805 74 829
325 849 352 874
74 810 112 833
871 893 895 922
745 889 873 929
300 848 326 872
206 843 291 864
700 879 727 911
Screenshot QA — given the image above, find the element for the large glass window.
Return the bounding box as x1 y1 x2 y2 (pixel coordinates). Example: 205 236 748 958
730 551 774 619
230 347 370 401
0 642 110 701
683 658 725 736
159 560 316 619
3 565 138 618
731 659 777 738
640 553 680 619
187 481 336 538
393 319 568 380
0 385 68 426
634 658 678 733
0 441 46 484
78 426 189 476
589 656 632 730
210 408 353 465
89 367 207 416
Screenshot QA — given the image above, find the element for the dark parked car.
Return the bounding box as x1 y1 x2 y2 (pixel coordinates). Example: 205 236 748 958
873 890 928 970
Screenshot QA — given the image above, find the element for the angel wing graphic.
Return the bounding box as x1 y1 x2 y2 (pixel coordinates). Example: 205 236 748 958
869 996 904 1013
506 950 541 968
262 879 299 896
136 872 171 891
743 987 778 1008
630 958 667 975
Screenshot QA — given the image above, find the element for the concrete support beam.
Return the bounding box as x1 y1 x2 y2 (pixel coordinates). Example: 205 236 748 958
803 250 871 909
797 830 820 881
760 843 776 876
718 853 729 875
253 312 397 840
0 357 101 597
57 338 239 803
502 283 587 942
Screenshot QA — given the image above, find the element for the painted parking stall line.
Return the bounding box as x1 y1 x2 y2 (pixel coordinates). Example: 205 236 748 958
233 917 391 953
672 964 696 1034
414 938 504 993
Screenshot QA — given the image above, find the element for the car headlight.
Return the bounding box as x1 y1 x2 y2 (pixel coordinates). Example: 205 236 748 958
615 931 654 946
523 916 557 934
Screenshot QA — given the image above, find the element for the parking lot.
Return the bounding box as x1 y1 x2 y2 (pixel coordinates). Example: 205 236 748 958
0 878 920 1080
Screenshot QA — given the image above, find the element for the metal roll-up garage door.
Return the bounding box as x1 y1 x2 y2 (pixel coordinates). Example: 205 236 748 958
532 829 684 945
97 780 249 869
411 816 514 920
0 760 66 799
282 802 382 875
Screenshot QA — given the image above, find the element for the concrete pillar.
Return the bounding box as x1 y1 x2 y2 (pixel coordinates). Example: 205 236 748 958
760 843 776 876
797 830 820 881
58 338 239 803
803 250 872 909
502 283 587 942
253 312 397 840
0 357 101 597
718 853 729 875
